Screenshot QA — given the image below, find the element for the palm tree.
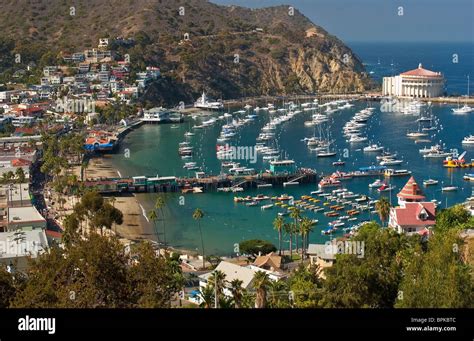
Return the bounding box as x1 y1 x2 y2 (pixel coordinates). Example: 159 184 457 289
375 197 391 227
253 271 271 308
193 208 205 270
290 208 302 253
230 279 244 308
199 285 214 308
300 217 313 262
208 270 226 308
154 196 167 247
284 222 293 258
273 216 284 256
15 167 25 184
147 210 161 254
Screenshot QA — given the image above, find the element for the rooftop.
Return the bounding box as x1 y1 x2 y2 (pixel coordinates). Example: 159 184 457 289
0 229 48 259
392 202 436 227
398 176 426 200
8 206 45 224
400 63 443 78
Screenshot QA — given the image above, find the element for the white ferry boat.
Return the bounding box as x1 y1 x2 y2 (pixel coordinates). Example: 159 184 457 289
194 92 223 110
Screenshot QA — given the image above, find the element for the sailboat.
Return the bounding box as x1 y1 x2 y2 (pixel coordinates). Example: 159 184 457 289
441 173 458 192
317 126 337 157
452 75 473 114
406 120 429 138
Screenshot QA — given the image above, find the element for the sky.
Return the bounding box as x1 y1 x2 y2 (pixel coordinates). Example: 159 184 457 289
211 0 474 43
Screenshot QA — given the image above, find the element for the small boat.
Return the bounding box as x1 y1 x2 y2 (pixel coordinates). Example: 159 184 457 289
278 211 290 217
423 179 439 186
452 104 473 114
332 159 345 166
246 201 258 206
441 186 458 192
462 135 474 145
463 173 474 181
184 132 195 137
261 204 274 210
384 169 412 177
380 159 403 166
363 144 384 152
369 179 383 188
407 131 429 138
377 183 395 192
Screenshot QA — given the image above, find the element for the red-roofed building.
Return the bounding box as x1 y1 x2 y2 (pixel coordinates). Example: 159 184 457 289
390 177 435 235
383 63 445 98
389 202 436 235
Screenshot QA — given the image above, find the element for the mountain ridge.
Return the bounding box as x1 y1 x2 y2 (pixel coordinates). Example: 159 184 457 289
0 0 372 105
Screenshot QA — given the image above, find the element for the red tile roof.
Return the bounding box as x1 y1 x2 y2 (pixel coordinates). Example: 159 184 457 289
393 202 436 227
397 176 426 201
401 63 442 78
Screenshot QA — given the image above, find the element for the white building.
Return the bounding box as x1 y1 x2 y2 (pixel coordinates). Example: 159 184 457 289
0 229 48 270
382 63 444 98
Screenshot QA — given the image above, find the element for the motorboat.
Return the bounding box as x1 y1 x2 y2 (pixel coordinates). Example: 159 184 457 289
369 179 384 188
363 144 384 152
380 158 403 166
441 186 458 192
423 179 439 186
377 183 395 192
462 135 474 145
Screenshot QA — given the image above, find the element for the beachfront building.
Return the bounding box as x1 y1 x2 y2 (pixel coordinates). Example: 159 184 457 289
382 63 445 98
389 177 436 236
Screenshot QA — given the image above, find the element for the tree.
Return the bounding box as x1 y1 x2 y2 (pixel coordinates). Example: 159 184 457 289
15 167 26 184
299 217 313 262
0 266 15 308
290 208 302 252
288 264 322 308
396 229 473 308
320 223 406 308
284 223 293 257
229 279 244 308
435 205 473 232
11 234 183 308
199 285 214 309
273 216 284 256
147 210 161 251
375 197 391 227
239 239 277 259
268 279 290 308
192 208 205 270
154 196 167 247
128 241 184 308
253 271 271 308
208 270 226 308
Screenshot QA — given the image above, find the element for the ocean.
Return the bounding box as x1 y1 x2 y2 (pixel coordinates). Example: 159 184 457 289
110 42 474 256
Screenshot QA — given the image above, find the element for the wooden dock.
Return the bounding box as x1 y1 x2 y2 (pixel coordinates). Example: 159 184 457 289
83 171 318 194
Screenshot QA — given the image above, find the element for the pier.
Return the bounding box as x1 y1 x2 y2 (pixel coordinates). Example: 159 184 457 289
83 171 318 194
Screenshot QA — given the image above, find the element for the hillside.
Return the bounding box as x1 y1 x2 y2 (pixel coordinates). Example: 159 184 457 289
0 0 372 105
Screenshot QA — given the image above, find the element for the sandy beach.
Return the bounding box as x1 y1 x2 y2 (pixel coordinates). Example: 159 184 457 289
83 155 155 242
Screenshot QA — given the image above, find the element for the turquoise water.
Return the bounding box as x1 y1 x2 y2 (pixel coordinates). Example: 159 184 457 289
111 101 474 255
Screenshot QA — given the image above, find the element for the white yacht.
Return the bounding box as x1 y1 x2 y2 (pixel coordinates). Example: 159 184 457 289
363 144 384 152
194 92 224 110
462 135 474 145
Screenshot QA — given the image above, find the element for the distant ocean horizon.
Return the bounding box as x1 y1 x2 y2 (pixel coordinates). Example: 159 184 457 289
348 41 474 95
